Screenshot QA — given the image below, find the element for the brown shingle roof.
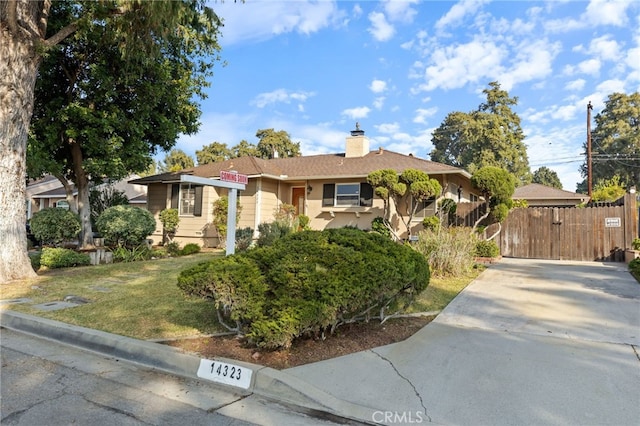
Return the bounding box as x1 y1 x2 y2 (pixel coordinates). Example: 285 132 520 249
513 183 587 200
131 150 470 184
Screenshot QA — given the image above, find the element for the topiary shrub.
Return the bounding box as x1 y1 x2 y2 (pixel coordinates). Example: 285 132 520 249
178 228 430 349
159 208 179 245
180 243 201 256
475 239 500 258
422 216 440 232
96 205 156 247
40 247 91 269
29 208 81 247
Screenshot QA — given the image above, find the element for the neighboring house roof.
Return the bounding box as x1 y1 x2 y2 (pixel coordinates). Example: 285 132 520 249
131 149 471 185
513 183 589 202
31 186 76 199
128 194 147 204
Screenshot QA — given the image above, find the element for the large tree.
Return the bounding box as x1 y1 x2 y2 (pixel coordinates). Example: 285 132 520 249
196 141 232 165
430 82 531 185
532 167 563 189
580 92 640 190
1 1 222 283
158 149 196 172
255 128 301 159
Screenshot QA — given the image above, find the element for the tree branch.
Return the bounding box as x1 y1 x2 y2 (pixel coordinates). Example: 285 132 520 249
44 21 78 48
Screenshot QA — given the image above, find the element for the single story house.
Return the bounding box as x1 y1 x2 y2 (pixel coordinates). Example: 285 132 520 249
26 174 147 219
513 183 589 207
131 127 477 248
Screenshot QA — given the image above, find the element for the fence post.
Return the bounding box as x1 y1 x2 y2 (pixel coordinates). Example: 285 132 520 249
624 192 638 249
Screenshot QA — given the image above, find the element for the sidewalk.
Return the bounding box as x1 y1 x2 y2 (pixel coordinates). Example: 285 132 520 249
3 258 639 425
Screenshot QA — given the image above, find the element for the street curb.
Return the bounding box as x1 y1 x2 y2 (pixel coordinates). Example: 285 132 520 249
0 310 378 425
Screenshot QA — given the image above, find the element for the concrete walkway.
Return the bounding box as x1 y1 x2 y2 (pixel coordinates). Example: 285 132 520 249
2 258 639 425
286 258 640 425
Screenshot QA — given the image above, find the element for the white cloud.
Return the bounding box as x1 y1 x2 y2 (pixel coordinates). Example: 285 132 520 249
375 122 400 134
565 79 586 92
251 89 315 108
342 106 371 120
383 0 419 24
413 107 438 124
370 79 388 93
435 0 488 32
588 35 622 61
417 39 507 91
584 0 631 27
368 11 395 41
373 97 386 110
498 39 560 90
212 0 343 46
578 59 602 76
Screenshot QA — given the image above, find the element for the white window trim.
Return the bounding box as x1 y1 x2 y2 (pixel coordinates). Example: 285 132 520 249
335 182 361 207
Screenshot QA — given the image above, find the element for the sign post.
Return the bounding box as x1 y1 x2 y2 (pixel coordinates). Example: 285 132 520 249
180 174 247 255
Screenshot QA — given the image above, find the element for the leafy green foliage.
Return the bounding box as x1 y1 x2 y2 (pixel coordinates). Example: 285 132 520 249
29 208 81 247
430 82 531 185
632 238 640 251
196 142 232 165
178 228 430 349
212 196 242 247
89 186 129 227
371 216 391 238
111 245 153 263
30 252 42 272
628 258 640 283
180 243 201 256
27 1 223 248
159 208 179 244
413 227 478 276
475 240 500 258
255 128 301 159
256 221 292 247
422 216 440 231
591 175 626 202
471 166 516 231
158 149 195 172
96 206 156 247
235 227 254 252
581 92 640 189
532 167 563 189
40 248 91 269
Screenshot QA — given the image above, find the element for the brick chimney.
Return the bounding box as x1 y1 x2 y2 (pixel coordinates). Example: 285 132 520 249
345 122 370 158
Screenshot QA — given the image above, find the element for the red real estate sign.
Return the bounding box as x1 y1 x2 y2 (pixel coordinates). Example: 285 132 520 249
220 170 248 185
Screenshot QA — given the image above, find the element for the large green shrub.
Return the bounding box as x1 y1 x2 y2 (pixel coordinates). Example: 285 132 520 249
159 208 179 245
178 228 430 349
29 208 81 247
629 258 640 283
96 206 156 247
180 243 201 256
413 227 478 277
40 247 91 269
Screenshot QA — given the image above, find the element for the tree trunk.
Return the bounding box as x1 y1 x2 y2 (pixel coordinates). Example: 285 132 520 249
70 142 94 248
0 3 47 282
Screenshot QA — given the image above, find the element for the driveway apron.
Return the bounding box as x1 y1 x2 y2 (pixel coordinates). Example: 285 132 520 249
286 258 640 425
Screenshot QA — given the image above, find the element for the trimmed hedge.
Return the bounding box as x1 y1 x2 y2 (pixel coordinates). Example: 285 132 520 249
40 248 91 269
96 205 156 247
475 239 500 258
178 228 430 349
29 208 81 247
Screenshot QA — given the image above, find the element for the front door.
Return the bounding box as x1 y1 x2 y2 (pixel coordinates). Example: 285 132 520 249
292 187 305 216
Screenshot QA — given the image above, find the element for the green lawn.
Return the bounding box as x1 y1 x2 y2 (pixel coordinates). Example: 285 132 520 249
1 252 484 340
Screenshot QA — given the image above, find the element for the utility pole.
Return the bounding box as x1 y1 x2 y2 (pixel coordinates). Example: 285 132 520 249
587 101 593 197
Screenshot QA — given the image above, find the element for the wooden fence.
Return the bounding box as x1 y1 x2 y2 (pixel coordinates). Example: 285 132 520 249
453 193 638 262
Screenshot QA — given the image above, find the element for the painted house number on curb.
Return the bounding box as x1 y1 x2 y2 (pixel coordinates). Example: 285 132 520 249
197 359 252 389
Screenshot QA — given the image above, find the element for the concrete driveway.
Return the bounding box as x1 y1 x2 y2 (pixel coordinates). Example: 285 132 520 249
286 258 640 425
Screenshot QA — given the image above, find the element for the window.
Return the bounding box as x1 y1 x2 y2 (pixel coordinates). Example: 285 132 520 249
180 184 196 215
171 184 203 216
470 193 479 202
414 197 437 218
55 200 70 210
322 183 373 207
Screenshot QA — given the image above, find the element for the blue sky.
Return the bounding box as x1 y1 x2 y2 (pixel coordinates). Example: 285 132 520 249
171 0 640 192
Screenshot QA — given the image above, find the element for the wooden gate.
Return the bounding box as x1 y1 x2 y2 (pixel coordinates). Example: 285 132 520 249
498 193 637 262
